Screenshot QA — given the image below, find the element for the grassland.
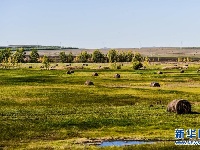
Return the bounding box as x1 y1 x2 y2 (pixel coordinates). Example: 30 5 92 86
0 62 200 149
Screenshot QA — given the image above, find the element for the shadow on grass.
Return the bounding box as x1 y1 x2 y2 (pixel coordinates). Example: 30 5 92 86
191 111 200 114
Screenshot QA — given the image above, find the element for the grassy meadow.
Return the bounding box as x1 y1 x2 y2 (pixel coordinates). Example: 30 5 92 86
0 62 200 149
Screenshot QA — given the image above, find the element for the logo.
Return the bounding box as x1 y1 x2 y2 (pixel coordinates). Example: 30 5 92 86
175 129 200 145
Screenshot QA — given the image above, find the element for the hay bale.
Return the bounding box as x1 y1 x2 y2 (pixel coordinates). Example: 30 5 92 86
150 82 160 87
83 64 88 66
85 80 94 85
66 64 71 66
162 66 182 70
92 72 98 76
50 66 56 69
139 66 146 70
66 70 71 74
183 66 188 69
114 74 120 78
103 67 110 70
157 71 163 74
167 99 191 114
180 70 184 73
117 65 121 69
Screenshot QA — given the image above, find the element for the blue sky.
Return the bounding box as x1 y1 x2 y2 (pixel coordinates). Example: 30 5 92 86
1 0 200 48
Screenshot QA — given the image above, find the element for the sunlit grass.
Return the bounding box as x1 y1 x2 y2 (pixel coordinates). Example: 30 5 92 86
0 63 200 149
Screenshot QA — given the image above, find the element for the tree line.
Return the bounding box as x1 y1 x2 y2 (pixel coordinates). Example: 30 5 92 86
59 49 143 63
0 48 40 64
0 48 143 63
0 48 145 69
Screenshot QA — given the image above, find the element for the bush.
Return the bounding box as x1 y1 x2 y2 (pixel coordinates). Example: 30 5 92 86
132 61 143 70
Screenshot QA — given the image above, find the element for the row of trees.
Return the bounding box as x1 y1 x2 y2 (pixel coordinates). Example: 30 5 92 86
0 48 144 64
0 48 40 64
0 48 146 70
59 49 143 63
59 49 144 70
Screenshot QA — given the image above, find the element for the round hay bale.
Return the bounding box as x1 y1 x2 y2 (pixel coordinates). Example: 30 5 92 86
180 70 184 73
103 67 110 70
167 99 191 114
66 70 71 74
117 65 121 69
150 82 160 87
92 72 98 76
157 71 163 74
114 74 120 78
85 80 94 85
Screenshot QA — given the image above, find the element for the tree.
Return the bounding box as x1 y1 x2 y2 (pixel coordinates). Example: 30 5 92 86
126 51 134 62
59 51 67 63
132 52 143 62
77 51 90 63
0 48 12 63
143 56 150 67
132 52 143 70
92 49 104 63
132 61 143 70
13 48 26 63
29 49 39 63
107 49 117 63
42 55 50 70
67 52 74 63
177 57 182 62
117 51 125 62
0 50 4 62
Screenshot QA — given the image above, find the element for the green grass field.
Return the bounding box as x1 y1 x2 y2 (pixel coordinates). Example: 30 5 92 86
0 63 200 149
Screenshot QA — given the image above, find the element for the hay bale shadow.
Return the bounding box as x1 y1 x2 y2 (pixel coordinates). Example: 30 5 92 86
190 112 200 114
66 71 71 74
